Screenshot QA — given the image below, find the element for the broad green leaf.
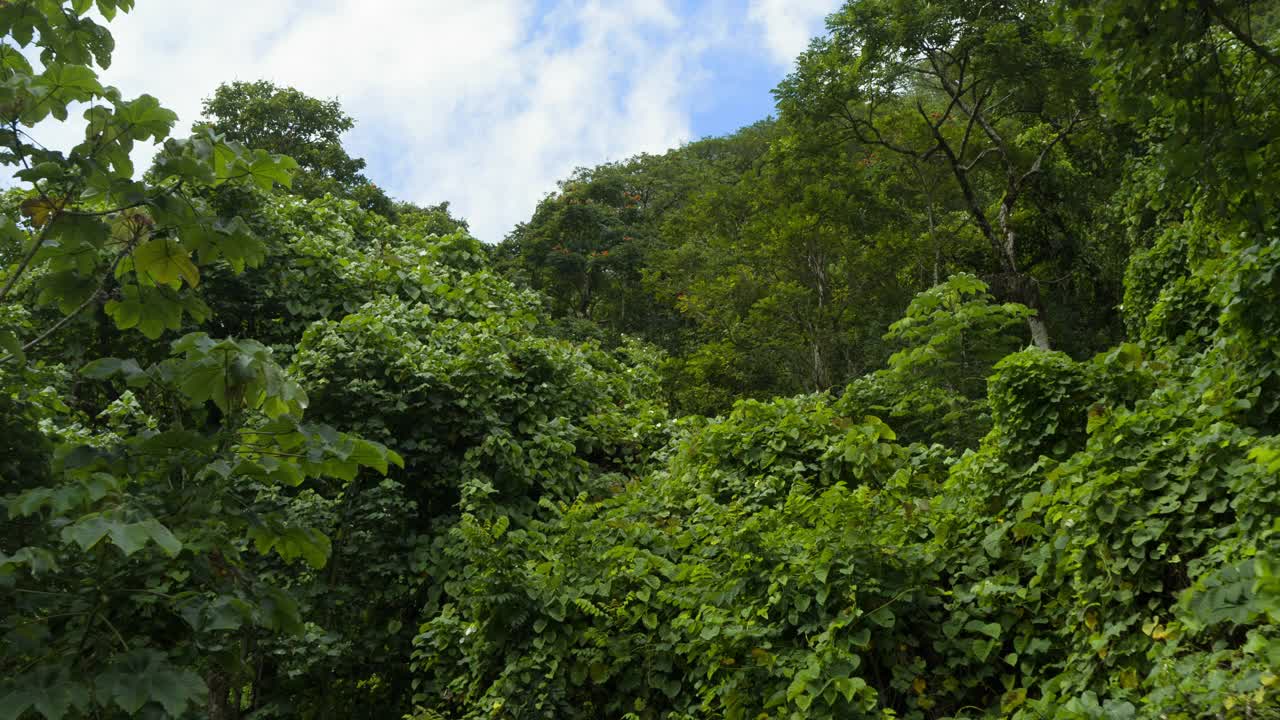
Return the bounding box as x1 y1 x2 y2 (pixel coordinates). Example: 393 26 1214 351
138 519 182 556
80 357 146 382
0 547 61 576
106 520 151 556
97 650 205 716
61 515 111 551
113 93 177 141
0 668 89 720
0 329 24 363
133 238 199 288
249 523 332 569
20 197 59 228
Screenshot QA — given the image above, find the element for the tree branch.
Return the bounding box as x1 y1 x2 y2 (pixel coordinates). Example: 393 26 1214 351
0 210 60 302
916 99 1002 257
1015 111 1084 193
926 50 1011 167
0 248 130 364
1199 0 1280 72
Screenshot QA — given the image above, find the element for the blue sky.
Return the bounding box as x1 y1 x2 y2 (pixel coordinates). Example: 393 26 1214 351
688 35 788 139
27 1 842 241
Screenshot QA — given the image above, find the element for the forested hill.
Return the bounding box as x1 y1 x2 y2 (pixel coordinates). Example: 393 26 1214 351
2 2 1279 719
496 104 1123 417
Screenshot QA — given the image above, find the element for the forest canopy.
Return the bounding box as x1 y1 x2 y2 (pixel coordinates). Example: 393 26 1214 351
1 1 1278 719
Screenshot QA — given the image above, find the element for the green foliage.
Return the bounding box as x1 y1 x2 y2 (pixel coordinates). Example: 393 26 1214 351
2 334 400 719
986 349 1092 463
674 395 905 508
1122 221 1220 344
200 80 395 217
405 2 1280 715
199 192 505 351
292 290 666 523
411 396 936 720
776 0 1113 353
6 1 1280 719
0 5 399 718
840 273 1032 447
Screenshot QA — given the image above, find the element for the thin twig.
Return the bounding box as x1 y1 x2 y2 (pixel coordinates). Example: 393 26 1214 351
0 247 130 364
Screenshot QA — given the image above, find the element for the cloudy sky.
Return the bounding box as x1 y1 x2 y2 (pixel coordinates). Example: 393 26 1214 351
34 0 842 241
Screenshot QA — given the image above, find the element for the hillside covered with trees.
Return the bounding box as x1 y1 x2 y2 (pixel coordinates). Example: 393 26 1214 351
2 1 1278 719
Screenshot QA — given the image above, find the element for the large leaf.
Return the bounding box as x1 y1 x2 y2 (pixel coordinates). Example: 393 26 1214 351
60 514 182 557
248 522 332 569
132 237 199 288
96 650 206 716
0 667 89 720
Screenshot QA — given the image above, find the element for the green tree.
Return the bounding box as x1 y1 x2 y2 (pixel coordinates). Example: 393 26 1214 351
840 273 1033 447
0 5 398 718
200 80 395 217
777 0 1103 349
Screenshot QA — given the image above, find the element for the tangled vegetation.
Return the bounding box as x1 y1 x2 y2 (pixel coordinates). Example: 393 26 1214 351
2 1 1278 719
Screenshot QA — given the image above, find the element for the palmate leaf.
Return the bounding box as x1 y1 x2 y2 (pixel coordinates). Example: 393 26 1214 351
96 650 205 716
47 213 110 254
169 333 309 417
14 161 69 184
112 93 177 141
104 285 185 339
178 593 254 633
0 328 25 363
95 0 138 22
80 356 147 384
0 546 61 577
59 513 183 557
35 270 97 314
0 667 89 720
349 437 403 475
246 150 299 191
20 197 60 228
27 63 104 122
248 521 332 569
179 215 265 272
132 237 199 288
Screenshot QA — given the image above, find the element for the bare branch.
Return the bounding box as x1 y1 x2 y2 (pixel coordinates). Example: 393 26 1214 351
957 83 995 161
916 99 1002 257
961 147 1000 172
839 101 920 157
926 50 1011 167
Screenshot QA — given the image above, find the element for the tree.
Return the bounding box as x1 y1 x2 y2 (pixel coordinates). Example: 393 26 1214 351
502 167 651 323
7 1 1280 717
395 200 470 237
841 273 1033 447
200 80 395 217
777 0 1099 349
0 4 398 718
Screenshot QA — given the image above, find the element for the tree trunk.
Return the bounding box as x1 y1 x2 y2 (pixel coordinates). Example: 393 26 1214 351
997 199 1051 350
807 246 831 390
919 86 1058 351
207 670 238 720
578 272 593 318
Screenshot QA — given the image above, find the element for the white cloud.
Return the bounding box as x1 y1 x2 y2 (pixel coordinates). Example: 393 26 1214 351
12 1 829 242
747 0 842 67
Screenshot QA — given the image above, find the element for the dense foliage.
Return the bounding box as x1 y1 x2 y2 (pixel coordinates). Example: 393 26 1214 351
3 1 1279 719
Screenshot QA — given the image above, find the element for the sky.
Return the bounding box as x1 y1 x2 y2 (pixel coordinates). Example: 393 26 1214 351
28 0 843 242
